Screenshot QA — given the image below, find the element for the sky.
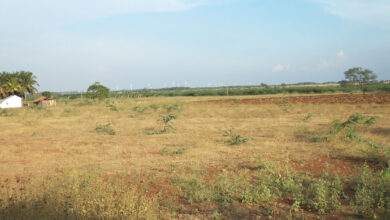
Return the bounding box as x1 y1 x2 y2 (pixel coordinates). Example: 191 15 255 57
0 0 389 91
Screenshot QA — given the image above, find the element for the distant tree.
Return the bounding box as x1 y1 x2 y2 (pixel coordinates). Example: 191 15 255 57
260 83 269 88
338 80 350 87
281 83 287 88
41 91 52 98
344 67 377 93
86 82 110 100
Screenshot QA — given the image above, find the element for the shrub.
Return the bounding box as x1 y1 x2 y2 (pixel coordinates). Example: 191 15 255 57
132 106 148 113
146 114 177 135
351 164 390 217
95 123 116 135
106 104 118 111
304 175 343 215
302 113 312 122
330 112 378 134
222 129 248 145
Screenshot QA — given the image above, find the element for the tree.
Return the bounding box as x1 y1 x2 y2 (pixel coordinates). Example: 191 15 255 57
344 67 377 93
19 71 39 96
0 71 39 98
41 91 52 98
260 83 269 88
86 82 110 100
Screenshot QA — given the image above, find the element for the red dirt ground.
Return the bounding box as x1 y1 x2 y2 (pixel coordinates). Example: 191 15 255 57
204 93 390 105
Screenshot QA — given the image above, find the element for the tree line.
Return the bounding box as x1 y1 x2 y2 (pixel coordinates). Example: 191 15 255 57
0 71 39 99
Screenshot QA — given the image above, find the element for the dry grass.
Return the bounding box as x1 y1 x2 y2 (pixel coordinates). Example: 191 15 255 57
0 95 389 219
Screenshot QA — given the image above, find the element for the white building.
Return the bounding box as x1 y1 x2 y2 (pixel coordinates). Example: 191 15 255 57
0 95 22 109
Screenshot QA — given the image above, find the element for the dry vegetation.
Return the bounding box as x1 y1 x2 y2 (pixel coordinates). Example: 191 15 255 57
0 94 389 219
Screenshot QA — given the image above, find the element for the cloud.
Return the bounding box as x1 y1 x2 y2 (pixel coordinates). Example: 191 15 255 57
337 51 344 57
311 0 390 29
272 64 285 72
320 60 329 67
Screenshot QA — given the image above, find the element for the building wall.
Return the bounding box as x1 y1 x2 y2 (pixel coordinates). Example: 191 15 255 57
0 96 22 109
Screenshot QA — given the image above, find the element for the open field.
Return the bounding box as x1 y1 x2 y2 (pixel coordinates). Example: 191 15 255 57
1 93 390 219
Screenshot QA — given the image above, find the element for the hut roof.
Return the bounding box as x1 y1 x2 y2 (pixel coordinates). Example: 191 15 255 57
33 96 48 103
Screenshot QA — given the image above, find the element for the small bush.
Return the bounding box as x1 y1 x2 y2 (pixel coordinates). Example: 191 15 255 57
161 147 186 156
351 164 390 217
222 129 248 145
302 113 312 122
132 106 148 113
95 123 116 135
146 114 177 135
304 175 343 215
106 104 118 111
330 112 378 134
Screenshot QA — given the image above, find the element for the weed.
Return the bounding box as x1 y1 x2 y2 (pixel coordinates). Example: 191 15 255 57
163 103 182 113
161 147 186 156
27 104 43 110
106 104 118 111
304 175 343 215
0 109 16 117
63 108 72 114
276 99 292 112
160 114 177 131
132 106 148 113
95 123 116 135
146 114 177 135
149 104 160 111
222 129 248 145
0 168 159 219
173 170 211 205
351 164 390 217
76 99 93 106
330 112 378 134
309 136 329 142
302 113 312 122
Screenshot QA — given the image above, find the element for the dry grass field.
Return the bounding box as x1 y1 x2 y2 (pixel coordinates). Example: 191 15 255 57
0 93 389 219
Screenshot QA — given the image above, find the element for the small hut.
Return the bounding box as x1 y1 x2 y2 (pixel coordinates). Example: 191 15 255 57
33 96 56 107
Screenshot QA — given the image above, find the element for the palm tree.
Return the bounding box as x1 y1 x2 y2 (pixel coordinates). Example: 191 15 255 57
0 87 6 98
0 71 39 98
6 77 22 95
18 71 39 97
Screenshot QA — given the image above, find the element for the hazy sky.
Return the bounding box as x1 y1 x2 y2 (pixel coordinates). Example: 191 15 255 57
1 0 389 91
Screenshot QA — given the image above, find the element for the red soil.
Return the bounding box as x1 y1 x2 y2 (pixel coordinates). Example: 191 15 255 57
205 93 390 105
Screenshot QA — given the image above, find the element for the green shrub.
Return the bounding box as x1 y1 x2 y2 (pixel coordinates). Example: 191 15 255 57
95 123 116 135
304 175 343 215
222 129 248 145
351 164 390 217
330 112 378 134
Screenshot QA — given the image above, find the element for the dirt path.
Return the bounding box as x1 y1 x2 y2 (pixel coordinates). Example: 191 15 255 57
204 93 390 105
